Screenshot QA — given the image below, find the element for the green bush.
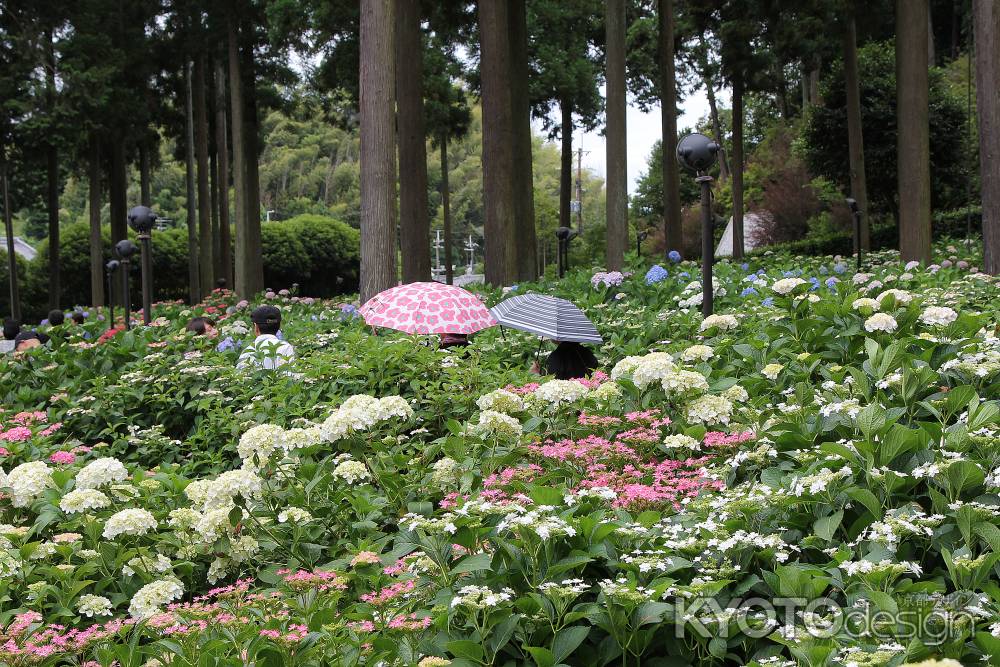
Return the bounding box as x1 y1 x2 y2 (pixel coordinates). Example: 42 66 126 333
7 214 359 320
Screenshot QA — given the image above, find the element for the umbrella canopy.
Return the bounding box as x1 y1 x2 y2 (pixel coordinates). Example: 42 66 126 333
489 294 603 344
359 282 496 335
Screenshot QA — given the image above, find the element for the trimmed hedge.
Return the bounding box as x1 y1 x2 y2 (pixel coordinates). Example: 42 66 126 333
3 214 359 322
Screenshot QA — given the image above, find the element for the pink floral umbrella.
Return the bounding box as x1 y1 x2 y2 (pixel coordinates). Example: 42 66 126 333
359 282 497 335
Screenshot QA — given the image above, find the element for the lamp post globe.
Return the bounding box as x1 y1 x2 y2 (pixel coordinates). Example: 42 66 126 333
127 205 157 234
113 240 138 330
677 132 719 317
127 206 156 325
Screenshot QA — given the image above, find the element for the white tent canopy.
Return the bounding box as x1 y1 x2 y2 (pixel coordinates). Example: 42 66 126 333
715 211 770 257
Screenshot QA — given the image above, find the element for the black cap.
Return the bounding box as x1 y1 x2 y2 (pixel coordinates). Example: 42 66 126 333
14 331 40 347
250 305 281 326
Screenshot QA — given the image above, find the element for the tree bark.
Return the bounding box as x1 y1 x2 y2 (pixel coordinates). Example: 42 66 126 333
732 75 745 260
184 61 201 302
843 15 871 251
704 75 730 181
441 136 453 285
228 10 252 297
210 142 220 281
975 0 1000 275
45 31 59 310
658 0 682 256
395 0 431 284
508 0 537 282
242 44 264 295
2 154 20 321
896 0 932 264
927 2 936 67
215 58 232 288
478 0 516 285
194 55 214 296
359 0 398 301
109 136 128 244
808 61 821 106
88 133 103 307
605 0 628 271
559 97 573 232
139 142 151 207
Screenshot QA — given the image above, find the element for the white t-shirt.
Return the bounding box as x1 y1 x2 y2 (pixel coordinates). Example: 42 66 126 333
237 334 295 370
0 340 14 354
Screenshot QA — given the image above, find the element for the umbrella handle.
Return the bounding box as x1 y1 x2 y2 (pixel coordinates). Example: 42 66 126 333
499 326 506 341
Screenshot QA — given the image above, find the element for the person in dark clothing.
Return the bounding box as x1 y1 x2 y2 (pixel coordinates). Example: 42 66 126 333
13 331 42 355
71 312 86 325
186 317 218 337
1 318 20 354
47 309 65 326
439 333 469 349
545 341 599 380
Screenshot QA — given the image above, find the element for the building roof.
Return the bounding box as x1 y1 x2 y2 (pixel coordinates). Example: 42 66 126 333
0 237 38 261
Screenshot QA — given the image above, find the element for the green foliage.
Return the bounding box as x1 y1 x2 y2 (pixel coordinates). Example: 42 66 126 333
799 40 970 214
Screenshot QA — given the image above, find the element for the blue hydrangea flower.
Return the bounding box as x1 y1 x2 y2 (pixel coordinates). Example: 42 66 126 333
668 250 682 262
217 336 237 352
741 287 758 297
782 271 795 278
679 271 690 279
741 263 749 271
819 265 828 275
340 304 360 321
762 297 774 307
834 263 847 274
809 277 820 291
645 265 669 285
276 330 285 340
825 277 839 288
40 319 49 327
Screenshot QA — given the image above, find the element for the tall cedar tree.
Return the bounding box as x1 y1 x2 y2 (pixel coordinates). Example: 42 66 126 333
605 0 628 270
658 0 682 257
359 0 398 301
508 0 537 282
843 11 870 250
975 0 1000 274
896 0 932 264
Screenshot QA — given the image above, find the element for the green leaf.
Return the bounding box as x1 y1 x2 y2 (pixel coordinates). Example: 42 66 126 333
525 647 555 667
856 404 886 438
552 626 590 663
446 640 485 662
451 552 493 575
975 522 1000 553
846 487 882 518
813 510 844 541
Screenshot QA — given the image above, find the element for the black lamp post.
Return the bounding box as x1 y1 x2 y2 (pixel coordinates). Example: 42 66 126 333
104 259 120 331
676 132 720 317
114 239 139 330
636 230 649 257
846 197 862 271
555 226 578 278
127 206 157 325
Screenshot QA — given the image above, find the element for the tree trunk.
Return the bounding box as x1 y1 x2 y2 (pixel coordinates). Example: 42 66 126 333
705 81 730 181
808 61 821 106
605 0 628 271
559 97 573 232
139 142 151 207
2 154 19 321
184 61 200 302
228 11 252 297
732 75 745 260
88 133 103 307
215 58 232 288
194 55 214 296
441 136 453 285
658 0 682 257
359 0 398 301
478 0 517 285
395 0 431 284
508 0 537 282
109 136 127 244
210 143 220 282
896 0 932 264
843 15 871 251
242 46 264 294
975 0 1000 274
927 2 936 67
45 31 59 310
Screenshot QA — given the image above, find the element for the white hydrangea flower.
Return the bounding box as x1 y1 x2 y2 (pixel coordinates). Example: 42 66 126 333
762 363 784 380
681 345 714 362
474 410 523 440
237 423 285 468
771 277 806 295
852 297 880 312
476 389 525 414
277 507 313 524
661 369 710 396
533 379 590 405
167 508 201 531
722 385 749 403
194 506 238 543
631 353 678 389
103 508 158 540
282 426 322 453
331 459 372 485
865 313 898 333
589 381 622 401
610 355 646 380
59 488 111 514
5 461 54 508
685 395 734 426
920 306 958 327
75 458 128 490
122 553 172 577
700 314 739 332
876 288 913 305
376 395 414 421
431 457 459 485
77 594 113 618
662 434 701 451
128 578 184 618
200 469 263 511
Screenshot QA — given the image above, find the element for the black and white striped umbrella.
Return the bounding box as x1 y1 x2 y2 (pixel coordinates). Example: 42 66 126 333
489 294 603 344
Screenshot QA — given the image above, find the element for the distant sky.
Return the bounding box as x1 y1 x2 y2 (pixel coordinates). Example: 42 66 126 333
536 85 732 195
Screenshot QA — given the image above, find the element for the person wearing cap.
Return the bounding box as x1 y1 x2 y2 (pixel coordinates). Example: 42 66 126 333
237 305 295 370
13 331 43 356
1 318 19 354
